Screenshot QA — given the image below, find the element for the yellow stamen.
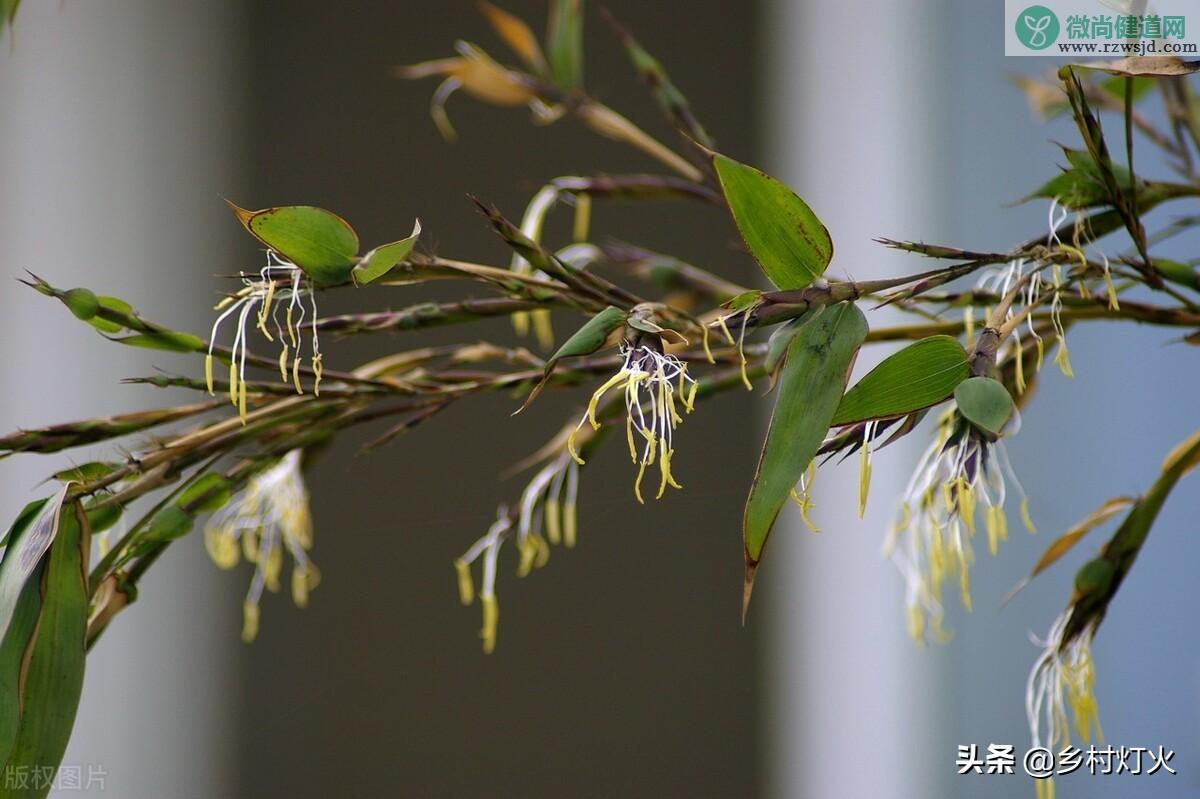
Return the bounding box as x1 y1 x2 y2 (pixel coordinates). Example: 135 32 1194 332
1065 646 1103 742
533 533 550 568
263 544 283 592
238 379 248 423
205 354 215 395
1054 337 1074 378
291 567 309 607
563 499 578 548
1015 341 1026 394
256 280 276 341
656 446 675 499
736 315 752 390
716 315 735 345
790 488 820 533
286 305 298 347
292 351 303 394
241 600 260 643
907 605 926 643
278 345 289 382
986 506 1001 556
1102 269 1120 311
957 479 977 536
532 309 554 351
566 426 586 466
512 310 530 337
241 529 259 562
1020 497 1036 533
204 528 239 569
516 538 536 577
228 362 238 406
312 353 323 396
587 369 633 429
454 558 474 605
858 439 871 519
480 595 499 654
545 497 561 545
573 193 591 243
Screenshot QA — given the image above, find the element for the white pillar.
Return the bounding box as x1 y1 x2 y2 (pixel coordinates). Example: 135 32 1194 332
0 3 244 796
763 2 944 796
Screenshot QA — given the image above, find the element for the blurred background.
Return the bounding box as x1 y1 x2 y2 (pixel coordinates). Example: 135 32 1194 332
0 1 1197 797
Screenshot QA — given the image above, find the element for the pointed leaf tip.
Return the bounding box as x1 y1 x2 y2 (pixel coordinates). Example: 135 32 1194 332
742 559 758 624
713 153 833 291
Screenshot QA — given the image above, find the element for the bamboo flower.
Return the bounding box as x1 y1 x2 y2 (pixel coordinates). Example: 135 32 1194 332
887 411 1034 642
203 450 319 642
568 343 697 503
206 250 323 423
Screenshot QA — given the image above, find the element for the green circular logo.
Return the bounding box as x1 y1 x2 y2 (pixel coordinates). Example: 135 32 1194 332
1016 5 1060 50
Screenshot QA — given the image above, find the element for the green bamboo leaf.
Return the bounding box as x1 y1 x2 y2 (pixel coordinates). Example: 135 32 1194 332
1024 148 1137 209
0 495 55 765
0 488 67 644
143 506 193 542
713 153 833 290
352 220 422 286
954 376 1014 436
1 503 89 799
764 307 822 383
722 289 763 312
52 462 121 484
0 559 43 770
1152 258 1200 291
82 499 122 535
227 202 360 285
550 306 626 361
517 306 626 412
546 0 584 90
0 499 48 551
177 474 232 514
0 0 18 36
832 335 969 426
604 9 712 147
743 302 867 613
